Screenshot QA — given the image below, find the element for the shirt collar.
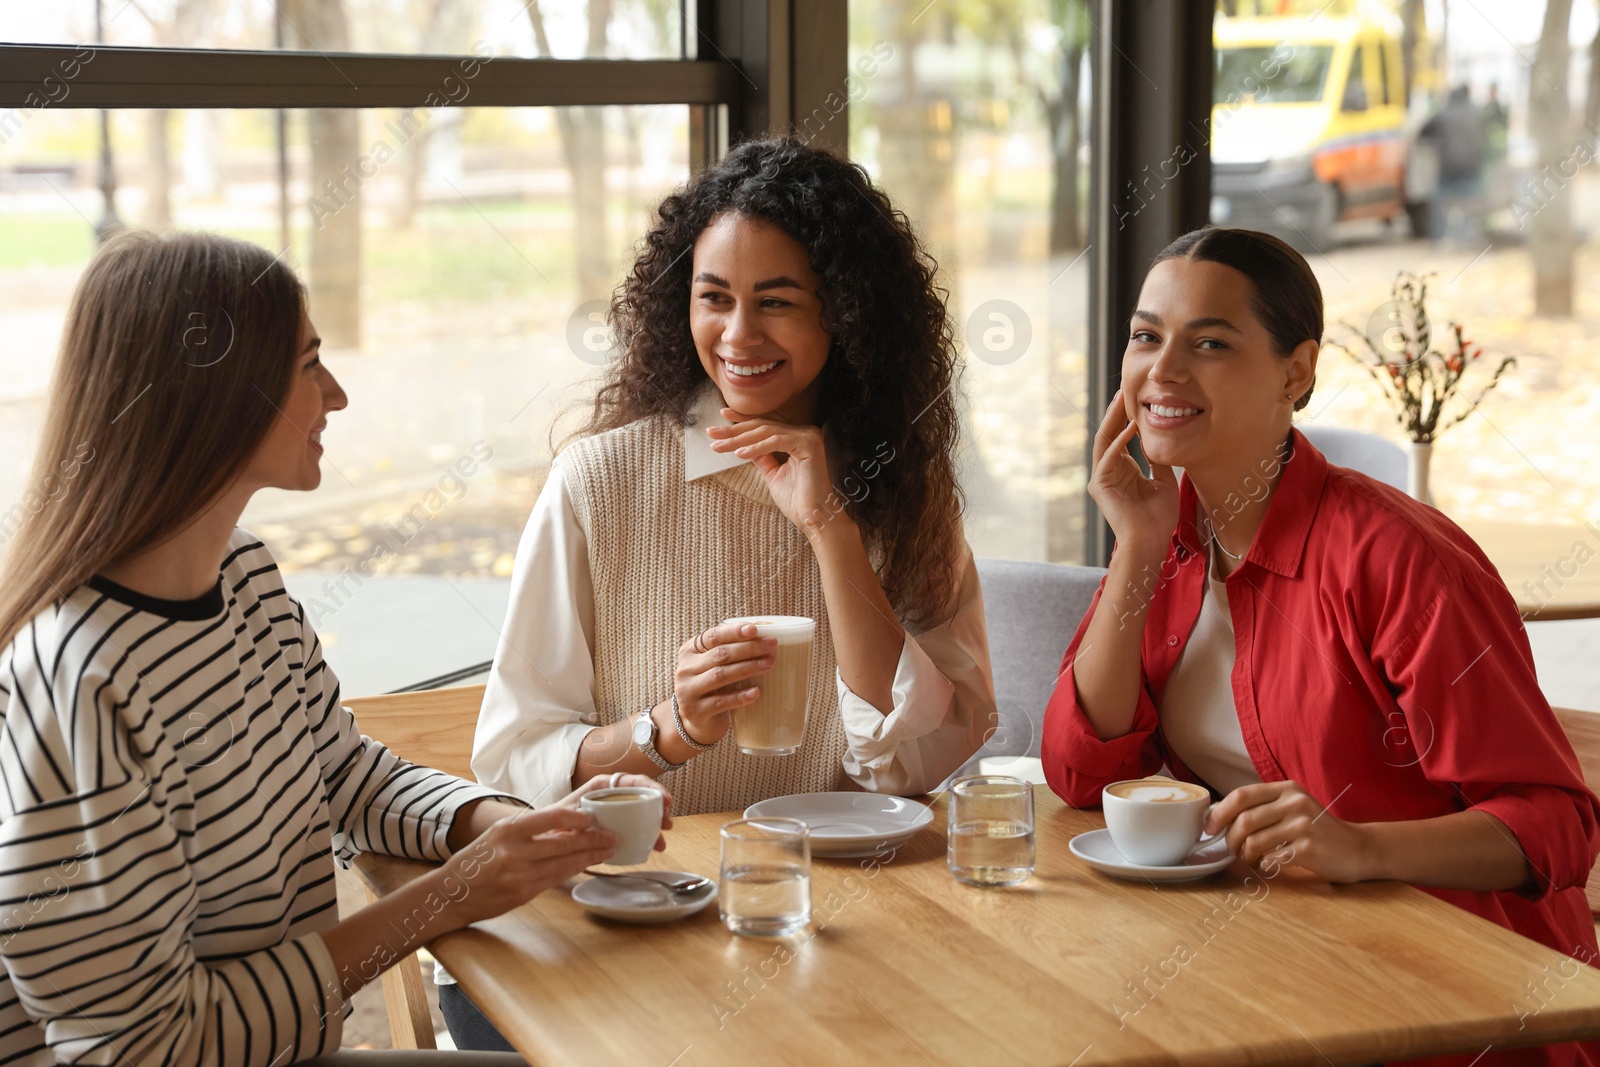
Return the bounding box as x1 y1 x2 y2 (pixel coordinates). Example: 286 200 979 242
682 382 749 483
1175 428 1328 578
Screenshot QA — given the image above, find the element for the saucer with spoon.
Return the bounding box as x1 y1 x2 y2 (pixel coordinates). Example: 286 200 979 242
571 869 718 924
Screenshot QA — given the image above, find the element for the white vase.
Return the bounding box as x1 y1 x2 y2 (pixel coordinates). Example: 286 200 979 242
1408 441 1432 503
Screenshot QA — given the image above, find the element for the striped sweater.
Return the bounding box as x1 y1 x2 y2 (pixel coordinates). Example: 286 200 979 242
0 530 509 1066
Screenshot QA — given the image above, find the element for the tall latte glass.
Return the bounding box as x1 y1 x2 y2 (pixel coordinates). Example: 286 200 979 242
725 615 815 756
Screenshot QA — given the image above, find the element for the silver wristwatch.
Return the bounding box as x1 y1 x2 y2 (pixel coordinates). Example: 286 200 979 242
632 708 683 771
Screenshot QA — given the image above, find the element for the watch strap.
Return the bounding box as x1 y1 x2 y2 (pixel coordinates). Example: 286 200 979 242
634 708 681 771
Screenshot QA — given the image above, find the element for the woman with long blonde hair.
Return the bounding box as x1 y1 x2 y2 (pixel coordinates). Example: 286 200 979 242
0 231 667 1066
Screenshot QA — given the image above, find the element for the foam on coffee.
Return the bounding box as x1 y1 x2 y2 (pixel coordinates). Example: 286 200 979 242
727 616 813 644
1106 779 1207 803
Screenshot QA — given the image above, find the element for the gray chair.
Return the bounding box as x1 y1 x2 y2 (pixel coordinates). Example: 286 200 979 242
1297 424 1407 491
951 558 1108 780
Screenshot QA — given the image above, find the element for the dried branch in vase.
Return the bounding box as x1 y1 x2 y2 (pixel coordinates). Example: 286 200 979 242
1323 271 1517 445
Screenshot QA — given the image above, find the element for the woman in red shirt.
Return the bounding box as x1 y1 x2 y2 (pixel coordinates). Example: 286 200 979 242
1041 226 1600 1067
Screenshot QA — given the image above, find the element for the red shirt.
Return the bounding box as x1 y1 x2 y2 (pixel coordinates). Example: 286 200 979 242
1042 430 1600 1067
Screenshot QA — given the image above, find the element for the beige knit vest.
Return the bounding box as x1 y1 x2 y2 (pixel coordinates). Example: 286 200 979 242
560 415 851 815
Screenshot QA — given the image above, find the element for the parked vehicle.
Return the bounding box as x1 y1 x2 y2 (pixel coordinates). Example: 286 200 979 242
1210 15 1424 249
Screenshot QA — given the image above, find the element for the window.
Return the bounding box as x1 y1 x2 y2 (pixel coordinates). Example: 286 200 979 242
1376 36 1391 106
0 2 726 695
1207 2 1596 530
1214 44 1335 105
1205 4 1599 710
848 0 1096 564
1343 44 1367 110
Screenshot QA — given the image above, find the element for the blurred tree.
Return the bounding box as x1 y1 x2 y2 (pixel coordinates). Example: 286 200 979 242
869 2 958 265
1043 0 1089 252
1586 1 1600 138
527 0 614 303
1399 0 1425 103
994 0 1089 253
396 0 476 229
136 0 217 232
287 0 364 347
1529 0 1576 316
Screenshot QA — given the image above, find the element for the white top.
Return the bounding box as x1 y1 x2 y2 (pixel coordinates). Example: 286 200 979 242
1156 547 1263 796
470 389 991 808
0 531 513 1065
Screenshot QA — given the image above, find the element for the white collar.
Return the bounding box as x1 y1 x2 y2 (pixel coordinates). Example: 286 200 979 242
682 384 749 483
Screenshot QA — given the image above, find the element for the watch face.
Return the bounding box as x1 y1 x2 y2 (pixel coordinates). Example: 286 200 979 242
632 713 653 748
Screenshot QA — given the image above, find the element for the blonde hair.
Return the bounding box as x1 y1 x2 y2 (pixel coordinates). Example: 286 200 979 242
0 231 305 648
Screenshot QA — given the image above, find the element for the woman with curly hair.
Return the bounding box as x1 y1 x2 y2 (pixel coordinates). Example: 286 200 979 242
471 137 995 819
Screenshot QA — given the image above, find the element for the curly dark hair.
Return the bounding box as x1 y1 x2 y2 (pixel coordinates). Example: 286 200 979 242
577 136 965 631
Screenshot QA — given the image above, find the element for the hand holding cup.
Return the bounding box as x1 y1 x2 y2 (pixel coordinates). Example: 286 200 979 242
671 621 779 746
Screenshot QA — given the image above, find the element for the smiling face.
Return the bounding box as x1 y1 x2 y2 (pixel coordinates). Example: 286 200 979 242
240 311 348 492
1122 257 1316 472
689 213 831 424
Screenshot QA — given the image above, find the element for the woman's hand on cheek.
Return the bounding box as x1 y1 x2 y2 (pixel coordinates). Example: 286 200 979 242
1089 389 1180 561
1206 781 1378 884
707 409 839 536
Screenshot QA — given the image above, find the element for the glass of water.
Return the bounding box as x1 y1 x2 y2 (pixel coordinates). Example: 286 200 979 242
947 775 1035 887
719 817 811 937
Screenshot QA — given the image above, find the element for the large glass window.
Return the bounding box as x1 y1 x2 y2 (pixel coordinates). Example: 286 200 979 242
848 0 1095 564
1209 1 1598 710
0 100 691 695
1210 2 1595 528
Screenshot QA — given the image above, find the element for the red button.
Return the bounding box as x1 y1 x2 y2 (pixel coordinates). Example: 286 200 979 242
1167 635 1180 647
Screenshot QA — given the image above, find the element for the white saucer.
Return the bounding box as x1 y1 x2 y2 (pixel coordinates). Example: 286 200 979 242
1068 828 1234 883
570 873 718 923
743 793 934 858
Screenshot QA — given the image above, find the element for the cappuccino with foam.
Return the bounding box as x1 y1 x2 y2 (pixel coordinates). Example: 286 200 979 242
1105 779 1208 803
724 615 814 756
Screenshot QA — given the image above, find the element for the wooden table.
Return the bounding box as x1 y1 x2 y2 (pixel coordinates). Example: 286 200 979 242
1463 520 1600 621
355 788 1600 1066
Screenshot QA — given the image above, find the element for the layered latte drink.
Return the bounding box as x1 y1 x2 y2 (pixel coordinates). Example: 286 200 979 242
725 615 815 756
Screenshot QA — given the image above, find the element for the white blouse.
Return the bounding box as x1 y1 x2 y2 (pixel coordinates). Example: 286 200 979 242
1156 546 1263 796
470 390 994 807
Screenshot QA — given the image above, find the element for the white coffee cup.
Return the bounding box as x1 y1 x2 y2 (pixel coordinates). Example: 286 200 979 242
1102 777 1222 867
579 787 664 866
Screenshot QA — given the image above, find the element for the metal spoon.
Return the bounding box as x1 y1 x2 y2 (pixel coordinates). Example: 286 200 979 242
583 869 712 894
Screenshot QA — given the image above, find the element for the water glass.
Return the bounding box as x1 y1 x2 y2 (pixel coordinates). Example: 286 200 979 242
719 817 811 937
947 775 1035 887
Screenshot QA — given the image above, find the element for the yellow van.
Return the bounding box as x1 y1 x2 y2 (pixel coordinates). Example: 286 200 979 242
1210 15 1414 248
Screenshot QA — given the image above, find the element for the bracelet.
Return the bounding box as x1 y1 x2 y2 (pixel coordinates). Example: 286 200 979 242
671 691 718 753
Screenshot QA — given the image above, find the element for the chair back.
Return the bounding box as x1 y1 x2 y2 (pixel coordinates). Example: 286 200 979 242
1552 707 1600 916
342 684 485 782
339 683 488 1051
966 559 1107 772
1299 425 1408 491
